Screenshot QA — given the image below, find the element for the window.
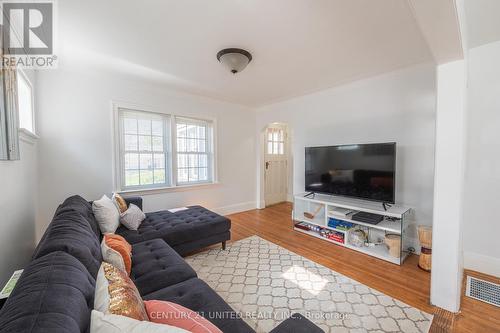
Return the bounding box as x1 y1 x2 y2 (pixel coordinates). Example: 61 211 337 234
118 109 170 189
267 128 285 155
17 71 35 134
115 107 215 191
175 117 213 185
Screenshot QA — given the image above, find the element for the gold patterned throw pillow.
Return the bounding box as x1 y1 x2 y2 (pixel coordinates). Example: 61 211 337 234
94 262 148 321
112 193 128 213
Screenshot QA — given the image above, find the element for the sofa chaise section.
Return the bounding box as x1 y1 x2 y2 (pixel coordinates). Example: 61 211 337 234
117 198 231 255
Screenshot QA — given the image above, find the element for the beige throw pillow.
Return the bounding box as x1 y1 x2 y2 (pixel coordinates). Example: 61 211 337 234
120 204 146 231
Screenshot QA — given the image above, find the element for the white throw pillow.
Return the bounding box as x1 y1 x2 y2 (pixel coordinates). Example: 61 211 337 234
94 265 110 313
120 204 146 231
93 195 120 234
91 310 189 333
101 238 126 272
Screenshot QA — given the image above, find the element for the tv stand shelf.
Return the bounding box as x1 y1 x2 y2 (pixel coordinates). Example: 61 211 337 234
293 193 412 265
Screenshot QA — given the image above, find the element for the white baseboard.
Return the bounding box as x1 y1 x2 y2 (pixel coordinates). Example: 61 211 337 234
213 201 257 216
464 251 500 278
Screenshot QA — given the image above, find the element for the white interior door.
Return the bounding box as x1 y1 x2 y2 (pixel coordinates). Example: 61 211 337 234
264 125 288 206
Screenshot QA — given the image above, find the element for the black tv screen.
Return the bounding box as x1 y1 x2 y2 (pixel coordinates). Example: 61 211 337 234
305 143 396 203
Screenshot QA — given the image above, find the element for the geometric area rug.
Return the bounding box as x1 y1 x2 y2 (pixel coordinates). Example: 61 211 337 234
185 236 433 333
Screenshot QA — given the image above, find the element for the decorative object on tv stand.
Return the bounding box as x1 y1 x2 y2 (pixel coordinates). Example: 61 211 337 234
303 205 323 220
348 229 367 248
418 225 432 271
384 234 401 258
217 48 252 74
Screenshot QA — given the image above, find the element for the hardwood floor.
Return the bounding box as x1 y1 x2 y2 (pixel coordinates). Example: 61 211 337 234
222 202 500 333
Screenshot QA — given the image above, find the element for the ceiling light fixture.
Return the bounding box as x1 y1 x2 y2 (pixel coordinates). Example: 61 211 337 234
217 48 252 74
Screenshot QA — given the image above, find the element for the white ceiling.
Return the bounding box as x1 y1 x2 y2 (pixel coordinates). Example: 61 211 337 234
464 0 500 49
58 0 437 106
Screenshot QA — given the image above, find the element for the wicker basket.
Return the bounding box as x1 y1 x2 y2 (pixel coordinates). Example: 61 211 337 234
418 225 432 272
384 234 401 258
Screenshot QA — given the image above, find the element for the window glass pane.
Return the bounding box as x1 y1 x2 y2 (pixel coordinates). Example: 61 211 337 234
124 118 137 134
187 125 197 138
197 139 206 153
138 119 151 135
140 170 153 185
279 142 284 155
152 136 163 151
268 132 273 141
125 170 139 186
278 130 284 141
189 168 199 181
154 169 165 184
273 142 279 154
177 138 186 152
17 73 34 133
153 153 165 169
125 153 139 170
124 135 138 151
198 126 206 139
152 120 163 136
199 155 207 168
273 130 279 141
178 154 187 168
139 153 153 170
178 168 188 183
187 139 197 152
188 154 198 168
139 135 152 151
177 124 187 138
199 168 208 181
267 142 273 154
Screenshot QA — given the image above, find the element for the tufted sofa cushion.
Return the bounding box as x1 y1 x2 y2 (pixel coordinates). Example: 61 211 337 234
0 251 96 333
54 195 101 239
130 239 197 296
143 278 254 333
32 211 102 278
117 206 231 247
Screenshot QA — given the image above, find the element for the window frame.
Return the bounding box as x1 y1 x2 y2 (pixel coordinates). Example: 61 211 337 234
112 102 217 193
17 69 36 135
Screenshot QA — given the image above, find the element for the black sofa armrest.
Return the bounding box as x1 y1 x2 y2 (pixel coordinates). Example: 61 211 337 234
124 196 143 210
270 313 324 333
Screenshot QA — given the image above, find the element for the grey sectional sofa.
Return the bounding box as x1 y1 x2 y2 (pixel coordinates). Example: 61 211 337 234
0 195 323 333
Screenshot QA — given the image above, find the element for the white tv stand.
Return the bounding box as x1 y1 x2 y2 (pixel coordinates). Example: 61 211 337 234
292 193 412 265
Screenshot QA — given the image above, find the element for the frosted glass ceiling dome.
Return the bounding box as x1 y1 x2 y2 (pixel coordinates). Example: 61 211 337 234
217 48 252 74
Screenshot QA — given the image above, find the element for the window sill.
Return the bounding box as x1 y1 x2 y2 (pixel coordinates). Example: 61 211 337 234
118 182 221 196
19 129 39 145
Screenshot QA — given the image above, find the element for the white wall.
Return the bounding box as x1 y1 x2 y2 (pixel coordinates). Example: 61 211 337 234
0 70 38 286
431 60 467 312
35 66 256 240
462 41 500 277
0 140 38 285
256 63 437 248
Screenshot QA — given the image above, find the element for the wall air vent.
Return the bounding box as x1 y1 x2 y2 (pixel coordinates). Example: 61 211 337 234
466 276 500 307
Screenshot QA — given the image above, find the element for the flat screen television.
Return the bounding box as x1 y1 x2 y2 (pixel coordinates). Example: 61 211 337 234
305 142 396 203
